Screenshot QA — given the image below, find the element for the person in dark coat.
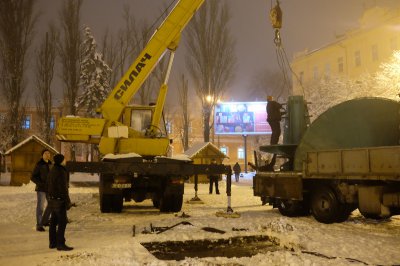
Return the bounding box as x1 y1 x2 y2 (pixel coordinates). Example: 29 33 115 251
31 149 52 232
266 96 286 170
47 154 73 251
233 162 241 182
266 95 285 145
208 159 220 194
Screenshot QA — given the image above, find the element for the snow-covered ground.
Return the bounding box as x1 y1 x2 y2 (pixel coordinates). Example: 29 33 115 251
0 172 399 266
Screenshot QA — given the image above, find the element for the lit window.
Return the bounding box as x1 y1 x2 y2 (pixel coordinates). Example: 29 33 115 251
313 66 318 80
237 148 244 159
338 57 344 73
220 146 228 156
354 51 361 67
22 115 31 129
371 45 378 61
50 116 55 129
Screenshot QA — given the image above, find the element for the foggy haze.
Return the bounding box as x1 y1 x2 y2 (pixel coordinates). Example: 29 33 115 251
35 0 400 103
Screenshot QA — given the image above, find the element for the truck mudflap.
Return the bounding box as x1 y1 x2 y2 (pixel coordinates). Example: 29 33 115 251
253 172 303 200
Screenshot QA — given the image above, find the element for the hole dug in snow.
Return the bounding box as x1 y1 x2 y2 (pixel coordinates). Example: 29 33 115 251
141 235 283 260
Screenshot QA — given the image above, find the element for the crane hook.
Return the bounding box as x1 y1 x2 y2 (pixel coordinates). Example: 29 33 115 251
270 0 283 46
270 0 282 29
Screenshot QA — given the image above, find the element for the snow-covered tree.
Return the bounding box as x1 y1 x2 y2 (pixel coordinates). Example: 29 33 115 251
304 50 400 121
376 50 400 98
305 62 399 122
77 26 112 117
305 77 358 120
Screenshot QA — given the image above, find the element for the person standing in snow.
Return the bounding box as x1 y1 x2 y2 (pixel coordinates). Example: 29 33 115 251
47 154 73 251
31 149 52 232
233 162 241 182
208 159 220 194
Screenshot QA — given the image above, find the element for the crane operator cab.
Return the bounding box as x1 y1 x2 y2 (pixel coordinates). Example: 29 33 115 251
120 105 166 138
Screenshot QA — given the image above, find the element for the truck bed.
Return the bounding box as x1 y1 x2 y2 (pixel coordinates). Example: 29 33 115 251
305 146 400 180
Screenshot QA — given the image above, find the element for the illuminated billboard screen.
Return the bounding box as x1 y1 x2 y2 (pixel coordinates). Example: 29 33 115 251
214 102 271 135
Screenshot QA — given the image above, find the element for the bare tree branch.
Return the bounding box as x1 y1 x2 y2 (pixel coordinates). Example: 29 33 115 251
58 0 83 161
185 0 236 142
0 0 38 146
177 74 191 151
250 68 287 102
35 24 58 145
58 0 83 116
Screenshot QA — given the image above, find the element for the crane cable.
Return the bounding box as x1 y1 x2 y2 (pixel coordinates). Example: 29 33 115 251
269 0 306 97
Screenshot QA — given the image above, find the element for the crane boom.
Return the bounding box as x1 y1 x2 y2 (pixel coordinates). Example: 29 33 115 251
100 0 204 122
56 0 204 156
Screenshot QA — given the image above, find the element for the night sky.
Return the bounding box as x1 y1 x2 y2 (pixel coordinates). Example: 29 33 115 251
36 0 400 103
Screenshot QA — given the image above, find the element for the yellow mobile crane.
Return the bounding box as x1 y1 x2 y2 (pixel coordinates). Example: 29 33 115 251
56 0 231 213
57 0 204 156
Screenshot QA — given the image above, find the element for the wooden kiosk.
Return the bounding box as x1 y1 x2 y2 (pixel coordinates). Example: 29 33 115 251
184 142 228 183
5 135 58 186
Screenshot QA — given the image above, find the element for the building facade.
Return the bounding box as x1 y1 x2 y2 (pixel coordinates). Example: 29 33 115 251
291 7 400 94
0 106 63 151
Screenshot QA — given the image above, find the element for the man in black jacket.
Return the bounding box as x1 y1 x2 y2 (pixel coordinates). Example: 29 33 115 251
266 96 286 170
266 96 285 145
233 162 241 182
208 159 220 194
47 153 73 251
31 149 52 232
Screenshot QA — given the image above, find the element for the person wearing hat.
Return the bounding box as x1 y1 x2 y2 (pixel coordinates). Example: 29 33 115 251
31 149 52 232
47 153 73 251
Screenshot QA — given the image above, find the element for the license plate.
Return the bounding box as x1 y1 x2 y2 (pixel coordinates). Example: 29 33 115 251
112 183 132 189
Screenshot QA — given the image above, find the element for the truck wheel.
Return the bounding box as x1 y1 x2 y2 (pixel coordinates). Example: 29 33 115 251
277 199 309 217
100 193 113 213
311 186 340 224
336 203 355 222
99 174 113 213
159 195 171 212
159 194 183 212
170 194 183 212
152 197 160 208
112 194 123 213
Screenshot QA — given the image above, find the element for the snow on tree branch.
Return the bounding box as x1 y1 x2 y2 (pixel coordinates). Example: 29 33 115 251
77 26 112 117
